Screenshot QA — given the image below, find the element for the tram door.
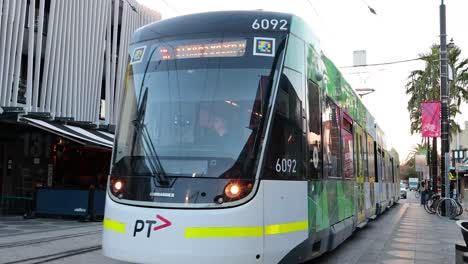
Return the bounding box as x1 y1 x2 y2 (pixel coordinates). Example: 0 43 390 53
378 149 386 211
367 135 376 218
375 146 383 212
390 157 395 202
341 113 354 220
353 124 366 225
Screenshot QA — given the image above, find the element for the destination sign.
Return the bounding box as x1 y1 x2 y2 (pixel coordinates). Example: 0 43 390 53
159 40 246 60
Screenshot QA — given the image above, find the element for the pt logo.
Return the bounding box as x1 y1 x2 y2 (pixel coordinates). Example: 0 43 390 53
133 215 172 238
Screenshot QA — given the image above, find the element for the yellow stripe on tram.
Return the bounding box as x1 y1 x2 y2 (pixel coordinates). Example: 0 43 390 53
103 218 126 233
265 220 308 235
185 220 308 238
185 226 263 238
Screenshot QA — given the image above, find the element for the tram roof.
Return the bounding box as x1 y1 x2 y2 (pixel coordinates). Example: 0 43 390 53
132 10 312 44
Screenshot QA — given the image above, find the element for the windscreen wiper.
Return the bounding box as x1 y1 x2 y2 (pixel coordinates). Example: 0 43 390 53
132 87 169 186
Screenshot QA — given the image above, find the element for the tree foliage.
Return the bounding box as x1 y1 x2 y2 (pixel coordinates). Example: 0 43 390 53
405 44 468 138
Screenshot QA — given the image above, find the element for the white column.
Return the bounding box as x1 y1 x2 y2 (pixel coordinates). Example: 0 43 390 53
0 0 3 48
1 0 17 106
69 0 77 118
41 0 58 112
110 0 119 124
0 0 11 106
77 0 86 120
12 0 28 106
104 1 112 124
83 0 93 121
26 0 36 111
50 0 65 116
114 1 129 124
5 0 22 106
58 0 72 117
93 0 111 123
33 0 45 112
89 0 103 122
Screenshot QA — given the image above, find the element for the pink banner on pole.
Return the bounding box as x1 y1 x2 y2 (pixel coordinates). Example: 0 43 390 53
421 101 441 137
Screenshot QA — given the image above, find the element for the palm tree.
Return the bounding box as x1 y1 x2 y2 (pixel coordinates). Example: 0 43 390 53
406 44 468 137
406 143 428 164
405 44 468 190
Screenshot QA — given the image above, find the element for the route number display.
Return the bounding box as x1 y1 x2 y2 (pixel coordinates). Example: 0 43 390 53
275 158 297 173
252 19 288 30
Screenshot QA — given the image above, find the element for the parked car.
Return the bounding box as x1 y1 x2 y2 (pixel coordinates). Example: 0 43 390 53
400 183 407 199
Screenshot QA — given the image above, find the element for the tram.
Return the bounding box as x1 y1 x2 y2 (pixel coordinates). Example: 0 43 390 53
102 11 400 264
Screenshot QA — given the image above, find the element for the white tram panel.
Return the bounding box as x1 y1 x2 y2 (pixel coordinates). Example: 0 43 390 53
262 180 308 264
103 186 264 264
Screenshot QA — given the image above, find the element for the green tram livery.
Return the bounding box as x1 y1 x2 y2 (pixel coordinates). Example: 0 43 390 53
102 11 400 264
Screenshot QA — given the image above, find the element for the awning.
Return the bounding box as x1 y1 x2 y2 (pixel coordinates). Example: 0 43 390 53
21 117 114 149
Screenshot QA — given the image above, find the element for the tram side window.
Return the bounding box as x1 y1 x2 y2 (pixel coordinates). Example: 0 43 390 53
323 98 341 178
342 117 354 179
367 136 375 180
263 68 305 180
390 158 395 183
307 80 321 179
362 132 369 179
382 154 386 183
285 35 305 73
353 126 361 178
376 149 383 182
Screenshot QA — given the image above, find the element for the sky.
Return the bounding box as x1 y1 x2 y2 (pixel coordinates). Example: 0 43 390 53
137 0 468 162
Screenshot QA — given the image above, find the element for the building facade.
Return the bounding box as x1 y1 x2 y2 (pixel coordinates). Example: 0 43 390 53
451 121 468 150
0 0 160 215
0 0 160 124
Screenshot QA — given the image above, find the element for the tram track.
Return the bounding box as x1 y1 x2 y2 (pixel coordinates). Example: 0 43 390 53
0 222 102 238
0 230 101 249
2 245 102 264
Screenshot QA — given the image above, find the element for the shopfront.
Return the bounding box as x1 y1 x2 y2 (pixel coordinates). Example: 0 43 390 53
0 117 113 217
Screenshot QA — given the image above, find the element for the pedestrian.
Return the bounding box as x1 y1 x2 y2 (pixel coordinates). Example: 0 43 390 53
420 181 426 205
450 180 455 199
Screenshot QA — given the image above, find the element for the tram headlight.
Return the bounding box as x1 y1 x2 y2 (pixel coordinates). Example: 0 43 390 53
111 178 124 195
114 180 123 191
224 182 242 199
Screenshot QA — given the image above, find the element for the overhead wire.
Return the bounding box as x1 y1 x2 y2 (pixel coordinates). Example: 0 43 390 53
160 0 181 14
305 0 321 19
340 56 430 69
360 0 377 14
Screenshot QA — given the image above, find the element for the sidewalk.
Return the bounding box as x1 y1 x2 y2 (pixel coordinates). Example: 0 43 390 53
387 202 465 264
313 192 466 264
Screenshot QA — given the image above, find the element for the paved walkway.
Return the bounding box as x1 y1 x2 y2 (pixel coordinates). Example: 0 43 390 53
314 191 466 264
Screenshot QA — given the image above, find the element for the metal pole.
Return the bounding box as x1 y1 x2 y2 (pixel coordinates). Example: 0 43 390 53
440 0 450 202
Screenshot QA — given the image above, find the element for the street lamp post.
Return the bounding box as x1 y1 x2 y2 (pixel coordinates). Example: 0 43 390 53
440 0 450 208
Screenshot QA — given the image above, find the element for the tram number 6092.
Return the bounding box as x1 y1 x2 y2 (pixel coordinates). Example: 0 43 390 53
251 19 288 30
275 158 297 173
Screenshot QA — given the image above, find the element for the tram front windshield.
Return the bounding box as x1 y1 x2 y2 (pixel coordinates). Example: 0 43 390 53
113 34 282 180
